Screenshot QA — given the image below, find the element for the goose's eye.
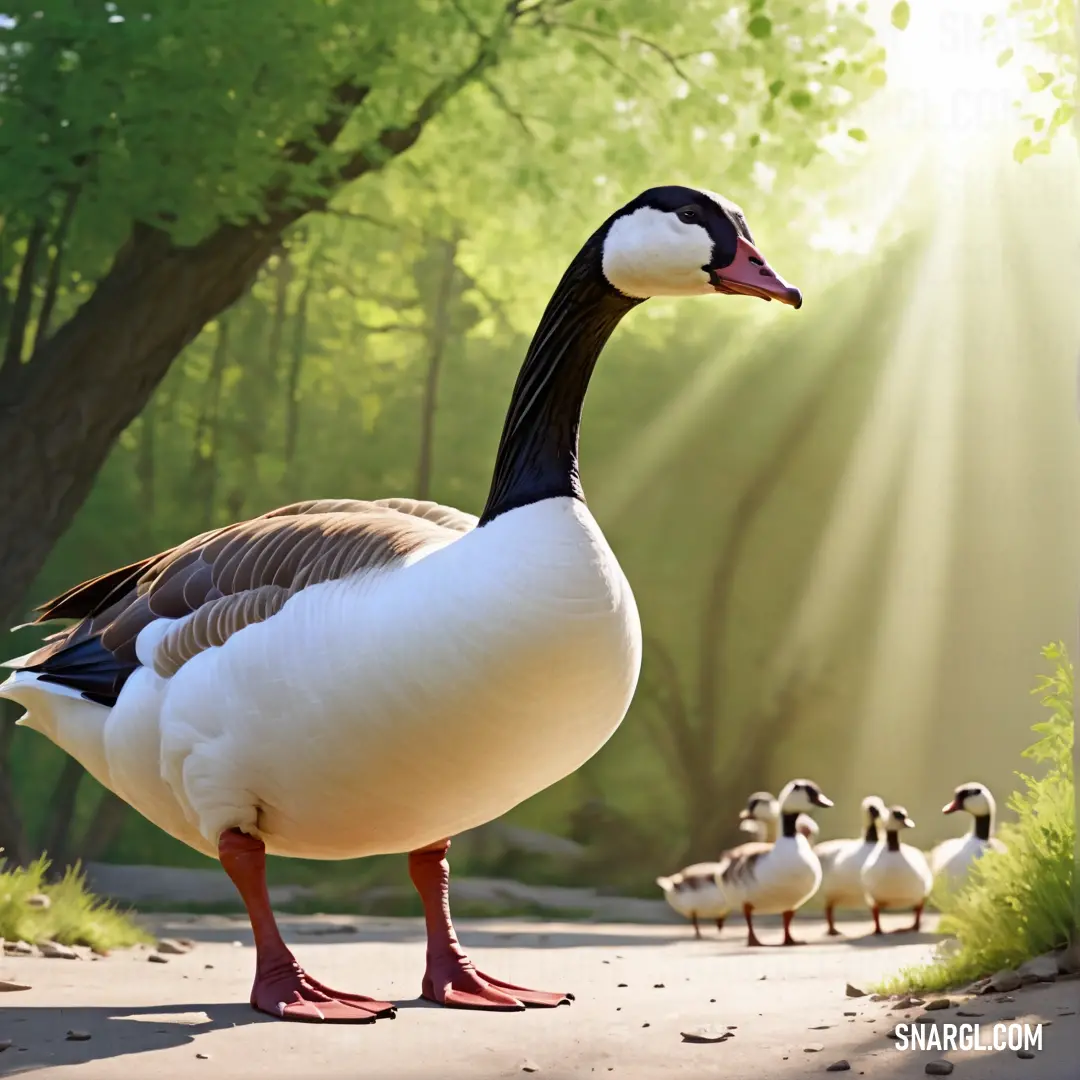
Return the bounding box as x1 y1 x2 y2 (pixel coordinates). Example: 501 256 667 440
676 207 701 224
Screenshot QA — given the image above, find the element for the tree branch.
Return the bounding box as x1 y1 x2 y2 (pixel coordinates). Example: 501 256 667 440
2 219 47 376
32 186 81 355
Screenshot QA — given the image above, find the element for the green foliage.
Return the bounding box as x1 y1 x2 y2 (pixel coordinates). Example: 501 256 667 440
891 2 911 32
997 0 1077 160
881 645 1075 993
0 853 150 951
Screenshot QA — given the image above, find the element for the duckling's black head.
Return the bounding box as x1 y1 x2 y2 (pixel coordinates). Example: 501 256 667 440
598 185 803 306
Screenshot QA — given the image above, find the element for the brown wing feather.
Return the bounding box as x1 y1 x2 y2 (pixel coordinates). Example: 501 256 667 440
14 499 475 704
719 842 772 888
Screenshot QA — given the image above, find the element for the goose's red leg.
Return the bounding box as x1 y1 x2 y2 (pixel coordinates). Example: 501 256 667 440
219 828 396 1023
781 910 806 946
408 839 572 1010
743 903 764 947
825 904 842 936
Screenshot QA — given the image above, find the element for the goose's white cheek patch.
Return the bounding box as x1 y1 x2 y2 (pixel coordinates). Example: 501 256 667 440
601 207 715 298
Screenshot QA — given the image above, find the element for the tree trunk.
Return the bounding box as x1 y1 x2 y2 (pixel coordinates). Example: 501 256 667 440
40 755 85 868
75 788 131 864
2 219 46 373
283 273 312 474
415 237 459 500
0 707 31 865
190 314 233 528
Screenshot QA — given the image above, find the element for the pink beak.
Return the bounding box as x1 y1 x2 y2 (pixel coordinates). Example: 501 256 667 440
712 237 803 308
942 799 962 814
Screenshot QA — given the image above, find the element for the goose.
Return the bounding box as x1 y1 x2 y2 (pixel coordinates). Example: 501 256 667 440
814 795 887 936
737 791 781 843
930 782 1006 891
657 790 781 937
860 805 934 934
717 779 832 947
0 186 801 1023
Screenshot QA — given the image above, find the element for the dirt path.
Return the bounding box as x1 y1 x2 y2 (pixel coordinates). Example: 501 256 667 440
2 914 1076 1080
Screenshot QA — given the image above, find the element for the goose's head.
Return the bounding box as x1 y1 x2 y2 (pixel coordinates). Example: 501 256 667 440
885 805 916 832
600 186 803 305
861 795 888 825
738 791 779 826
777 778 833 814
942 783 994 817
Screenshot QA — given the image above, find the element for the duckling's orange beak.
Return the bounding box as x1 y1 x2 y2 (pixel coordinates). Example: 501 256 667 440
710 237 803 308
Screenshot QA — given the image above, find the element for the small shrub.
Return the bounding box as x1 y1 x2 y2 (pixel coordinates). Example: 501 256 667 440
0 853 150 952
880 643 1075 993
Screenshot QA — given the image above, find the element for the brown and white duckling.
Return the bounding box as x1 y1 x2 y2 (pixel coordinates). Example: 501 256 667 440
860 805 934 933
657 792 779 937
814 795 887 936
930 782 1006 890
718 779 833 947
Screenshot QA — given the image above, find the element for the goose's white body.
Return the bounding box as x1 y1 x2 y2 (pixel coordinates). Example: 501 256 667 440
930 833 1005 890
721 835 822 916
2 499 641 858
861 843 933 910
816 836 883 910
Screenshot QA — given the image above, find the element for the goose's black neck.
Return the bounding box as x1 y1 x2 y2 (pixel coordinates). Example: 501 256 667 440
886 831 901 853
973 814 992 842
781 812 800 839
479 236 641 525
863 822 879 844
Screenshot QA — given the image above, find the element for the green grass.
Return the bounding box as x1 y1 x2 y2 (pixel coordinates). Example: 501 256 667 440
0 854 151 952
878 643 1075 994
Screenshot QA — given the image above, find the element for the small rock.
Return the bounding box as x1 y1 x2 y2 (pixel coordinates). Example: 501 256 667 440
826 1062 851 1072
25 894 50 910
804 1043 825 1053
709 998 716 1003
156 939 191 955
1017 1050 1035 1060
653 983 665 989
3 941 33 956
1017 953 1059 983
924 998 951 1011
0 1040 12 1052
642 1023 650 1028
809 1024 834 1030
993 995 1015 1004
204 964 214 969
0 980 32 992
148 954 169 964
869 993 888 1002
891 996 921 1010
617 983 627 988
177 938 196 949
66 1030 91 1042
961 977 991 995
196 1053 209 1060
521 1061 540 1073
987 969 1021 993
680 1026 733 1044
758 974 767 980
924 1061 953 1076
956 1010 984 1018
1056 1008 1076 1017
843 1011 856 1017
39 942 77 960
1056 941 1080 975
845 984 867 998
885 1027 900 1040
